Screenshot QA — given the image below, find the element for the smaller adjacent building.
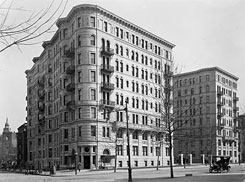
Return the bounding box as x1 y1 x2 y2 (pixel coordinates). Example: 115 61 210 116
238 114 245 163
17 123 28 170
0 119 17 166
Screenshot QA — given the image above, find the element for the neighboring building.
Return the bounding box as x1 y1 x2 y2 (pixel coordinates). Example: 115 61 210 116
25 4 175 170
17 123 28 170
173 67 239 163
0 119 17 165
238 114 245 163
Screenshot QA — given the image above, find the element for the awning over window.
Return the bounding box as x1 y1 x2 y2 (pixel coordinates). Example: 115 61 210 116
101 155 115 163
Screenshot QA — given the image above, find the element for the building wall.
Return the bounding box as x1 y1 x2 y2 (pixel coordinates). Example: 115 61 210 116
26 4 174 170
173 67 239 163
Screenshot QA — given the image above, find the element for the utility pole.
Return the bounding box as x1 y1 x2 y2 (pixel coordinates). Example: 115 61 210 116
125 99 132 182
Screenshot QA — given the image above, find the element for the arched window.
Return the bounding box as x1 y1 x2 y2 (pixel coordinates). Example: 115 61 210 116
131 51 134 60
120 46 123 56
90 35 95 45
78 35 81 46
115 44 119 54
141 55 144 64
103 149 110 155
106 40 110 49
145 56 148 65
101 39 105 49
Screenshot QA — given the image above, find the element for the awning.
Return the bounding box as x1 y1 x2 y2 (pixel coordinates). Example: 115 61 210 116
101 155 116 163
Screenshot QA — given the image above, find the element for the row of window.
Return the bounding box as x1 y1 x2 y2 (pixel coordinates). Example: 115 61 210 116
115 61 161 84
175 74 210 87
116 145 169 157
115 45 162 70
217 74 237 89
101 19 172 59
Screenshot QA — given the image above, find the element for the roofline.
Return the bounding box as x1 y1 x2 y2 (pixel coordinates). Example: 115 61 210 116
174 67 239 81
56 4 175 49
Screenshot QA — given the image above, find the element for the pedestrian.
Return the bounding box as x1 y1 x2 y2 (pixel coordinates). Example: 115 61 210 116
78 162 81 172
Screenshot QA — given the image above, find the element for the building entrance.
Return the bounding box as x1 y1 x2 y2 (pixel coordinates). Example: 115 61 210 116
84 156 90 169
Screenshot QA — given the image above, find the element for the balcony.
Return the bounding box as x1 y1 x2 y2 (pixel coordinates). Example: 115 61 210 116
38 78 45 88
100 47 114 56
233 97 239 102
64 48 75 58
38 113 45 125
233 107 239 112
164 86 173 93
38 90 45 100
38 102 45 112
66 100 75 110
101 82 114 91
164 71 173 78
66 65 75 74
100 99 115 110
66 83 75 92
217 91 224 97
117 122 164 132
217 101 224 107
100 64 114 73
222 136 235 142
217 112 225 119
217 123 225 129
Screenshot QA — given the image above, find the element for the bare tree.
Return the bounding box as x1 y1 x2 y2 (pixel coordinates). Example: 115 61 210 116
0 0 68 52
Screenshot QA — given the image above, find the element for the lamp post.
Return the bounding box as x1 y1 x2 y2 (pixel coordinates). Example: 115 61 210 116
125 98 132 182
74 152 78 175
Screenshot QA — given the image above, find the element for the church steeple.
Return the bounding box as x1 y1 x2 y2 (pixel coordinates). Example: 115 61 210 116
3 117 10 132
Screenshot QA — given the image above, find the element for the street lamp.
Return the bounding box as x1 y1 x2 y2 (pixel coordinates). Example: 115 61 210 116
125 98 132 182
74 152 78 175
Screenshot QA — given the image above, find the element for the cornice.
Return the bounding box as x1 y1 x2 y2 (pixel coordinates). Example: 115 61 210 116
174 67 239 81
56 4 175 49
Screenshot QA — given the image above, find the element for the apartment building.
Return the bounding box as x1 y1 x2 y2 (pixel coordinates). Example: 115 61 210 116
25 4 175 170
173 67 239 164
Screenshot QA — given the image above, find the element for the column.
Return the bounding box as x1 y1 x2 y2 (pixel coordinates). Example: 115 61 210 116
90 146 93 170
180 154 183 165
201 154 205 165
189 154 192 165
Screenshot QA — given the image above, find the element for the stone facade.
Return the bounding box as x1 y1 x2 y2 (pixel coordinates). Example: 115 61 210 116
173 67 239 163
25 4 175 170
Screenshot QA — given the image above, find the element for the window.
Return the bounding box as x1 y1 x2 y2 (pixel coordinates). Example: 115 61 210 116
64 129 69 139
90 53 95 64
143 146 148 156
78 53 82 64
91 89 96 100
90 35 95 45
133 131 138 139
90 17 95 27
78 35 81 46
133 146 138 156
104 21 108 32
77 17 81 28
91 71 96 82
117 145 123 156
91 126 96 136
91 107 96 118
78 71 82 82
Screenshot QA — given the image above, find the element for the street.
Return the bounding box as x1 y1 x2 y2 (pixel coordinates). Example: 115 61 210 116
0 164 245 182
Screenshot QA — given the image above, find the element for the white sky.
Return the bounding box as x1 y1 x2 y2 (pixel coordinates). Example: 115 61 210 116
0 0 245 132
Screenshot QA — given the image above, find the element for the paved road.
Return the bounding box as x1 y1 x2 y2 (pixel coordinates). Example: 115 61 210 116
0 164 245 182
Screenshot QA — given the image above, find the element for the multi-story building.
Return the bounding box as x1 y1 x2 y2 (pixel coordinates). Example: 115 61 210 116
25 4 175 170
0 119 17 165
17 123 28 170
238 114 245 163
173 67 239 164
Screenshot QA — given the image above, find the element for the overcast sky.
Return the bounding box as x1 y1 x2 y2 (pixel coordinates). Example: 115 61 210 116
0 0 245 132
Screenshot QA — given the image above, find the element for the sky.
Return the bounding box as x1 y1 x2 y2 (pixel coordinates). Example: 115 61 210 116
0 0 245 132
